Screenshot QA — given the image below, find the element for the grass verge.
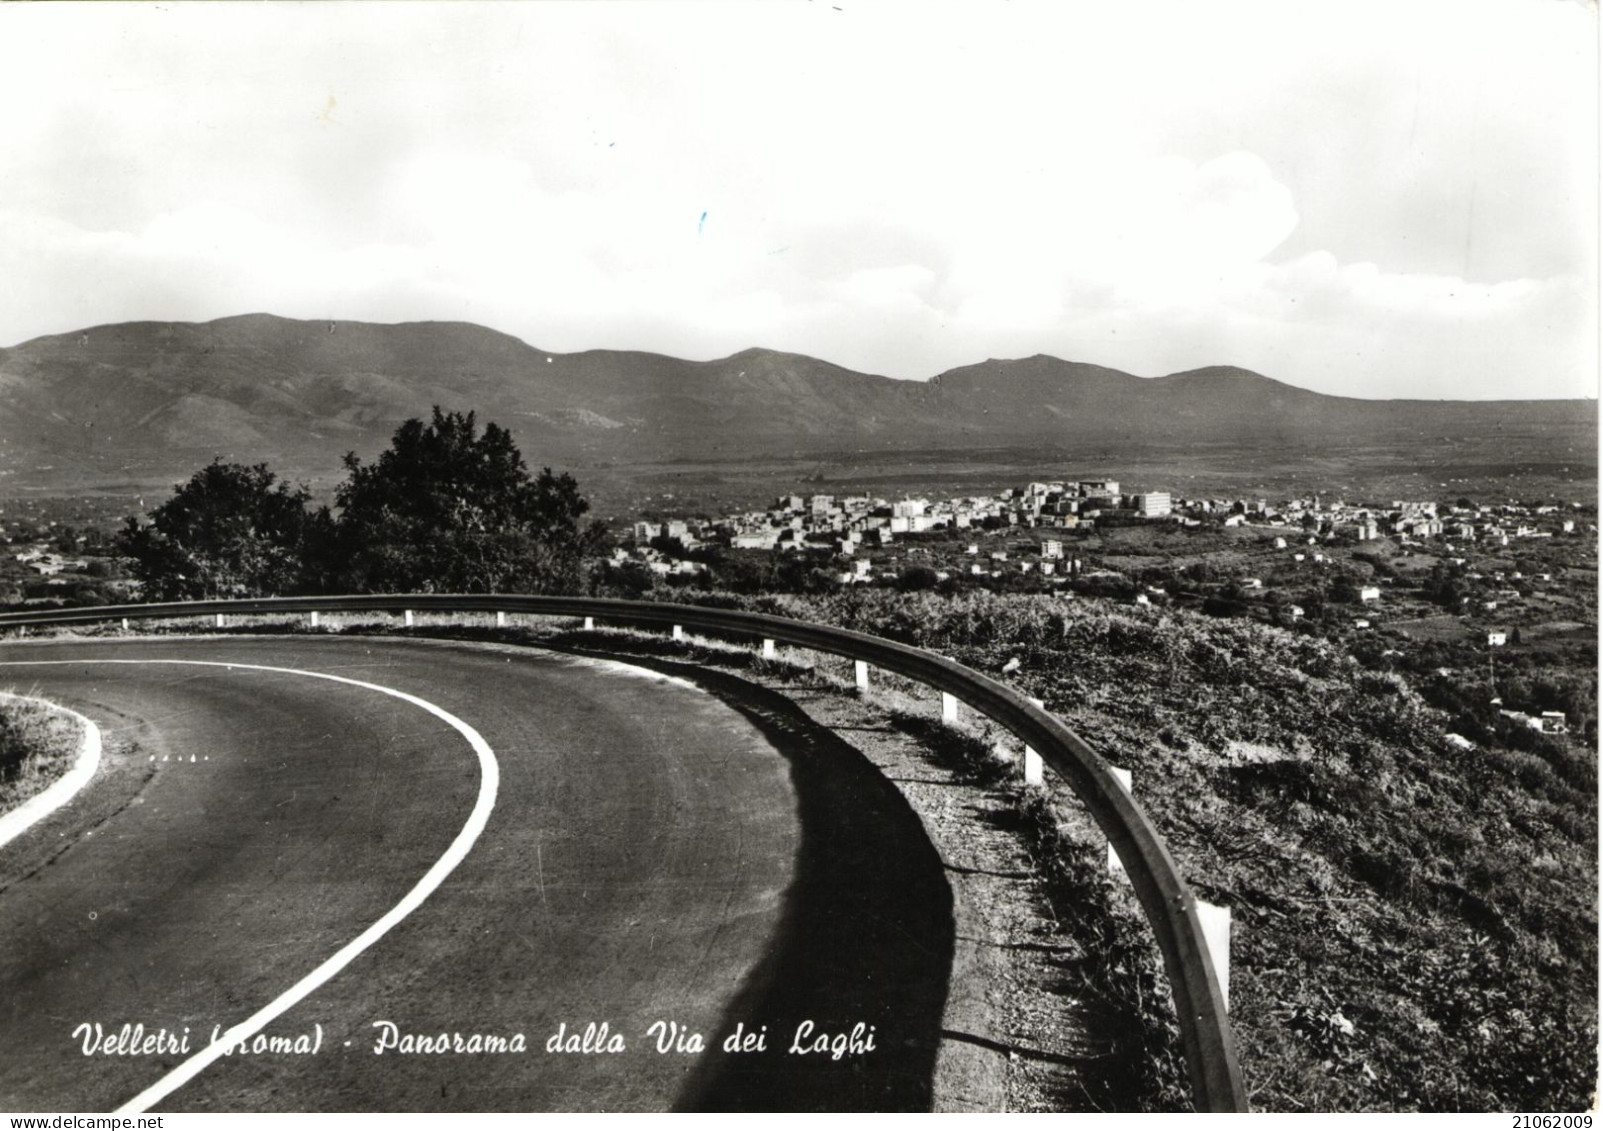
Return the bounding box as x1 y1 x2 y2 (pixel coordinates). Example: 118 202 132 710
0 694 84 815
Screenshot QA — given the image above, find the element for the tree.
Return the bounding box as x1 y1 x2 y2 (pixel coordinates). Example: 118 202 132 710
1329 576 1360 604
332 407 602 594
116 460 328 600
648 533 690 559
1421 563 1468 610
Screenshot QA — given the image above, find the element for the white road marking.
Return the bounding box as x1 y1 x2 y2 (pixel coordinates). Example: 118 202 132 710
0 658 500 1114
0 693 102 852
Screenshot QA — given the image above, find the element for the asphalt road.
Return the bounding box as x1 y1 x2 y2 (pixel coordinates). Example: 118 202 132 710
0 635 953 1112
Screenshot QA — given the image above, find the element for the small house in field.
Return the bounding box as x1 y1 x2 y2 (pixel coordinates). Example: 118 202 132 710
1487 630 1507 647
1359 586 1381 602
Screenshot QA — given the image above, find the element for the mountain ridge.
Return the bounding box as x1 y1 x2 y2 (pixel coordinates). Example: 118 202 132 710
4 311 1590 403
0 314 1593 495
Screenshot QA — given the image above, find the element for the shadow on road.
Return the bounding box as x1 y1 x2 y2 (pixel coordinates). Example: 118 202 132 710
559 647 955 1113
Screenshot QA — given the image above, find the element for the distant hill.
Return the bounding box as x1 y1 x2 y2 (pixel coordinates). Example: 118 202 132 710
0 313 1593 493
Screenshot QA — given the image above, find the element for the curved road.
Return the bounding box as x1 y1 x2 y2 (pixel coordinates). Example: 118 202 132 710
0 635 953 1113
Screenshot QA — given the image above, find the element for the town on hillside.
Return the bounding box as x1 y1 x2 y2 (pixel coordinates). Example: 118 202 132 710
634 479 1590 548
621 476 1591 582
613 478 1597 735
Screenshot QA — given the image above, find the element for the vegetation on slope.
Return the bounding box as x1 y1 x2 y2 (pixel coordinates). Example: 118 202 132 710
668 588 1598 1111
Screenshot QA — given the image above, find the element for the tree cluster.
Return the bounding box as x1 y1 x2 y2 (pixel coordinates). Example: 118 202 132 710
117 408 604 600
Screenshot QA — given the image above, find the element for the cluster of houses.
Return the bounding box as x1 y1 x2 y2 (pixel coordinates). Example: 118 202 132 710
630 486 1587 559
1 543 108 605
614 481 1159 584
608 519 710 579
1224 496 1588 546
12 547 88 577
609 480 1591 587
629 480 1171 557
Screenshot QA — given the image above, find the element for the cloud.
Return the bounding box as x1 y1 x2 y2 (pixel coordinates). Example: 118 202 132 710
0 137 1592 403
0 2 1592 400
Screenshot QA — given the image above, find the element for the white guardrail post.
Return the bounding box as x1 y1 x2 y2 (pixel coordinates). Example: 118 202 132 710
854 659 870 691
1107 766 1134 874
1195 901 1232 1014
1023 697 1046 785
762 638 776 659
940 691 959 724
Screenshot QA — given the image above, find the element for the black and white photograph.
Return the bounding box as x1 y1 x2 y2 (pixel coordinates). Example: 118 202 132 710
0 0 1595 1117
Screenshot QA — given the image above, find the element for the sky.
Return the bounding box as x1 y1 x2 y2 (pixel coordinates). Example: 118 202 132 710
0 0 1595 400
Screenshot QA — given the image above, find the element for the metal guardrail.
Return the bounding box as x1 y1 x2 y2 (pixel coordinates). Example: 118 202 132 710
0 594 1247 1111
